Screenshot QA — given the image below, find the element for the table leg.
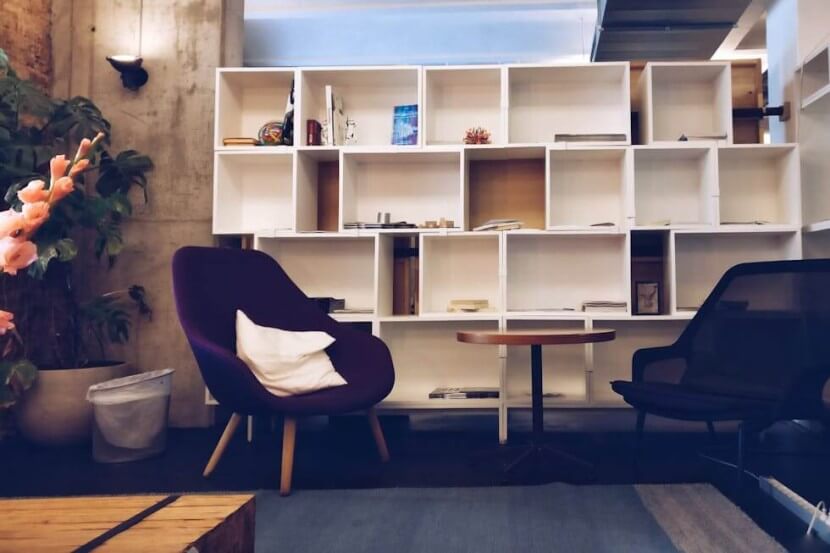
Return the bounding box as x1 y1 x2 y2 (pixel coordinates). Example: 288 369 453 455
531 344 543 441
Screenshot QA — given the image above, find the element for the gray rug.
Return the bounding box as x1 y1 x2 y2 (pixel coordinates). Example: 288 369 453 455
255 483 784 553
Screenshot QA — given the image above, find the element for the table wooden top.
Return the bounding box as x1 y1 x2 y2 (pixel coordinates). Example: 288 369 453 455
0 494 255 552
457 328 616 346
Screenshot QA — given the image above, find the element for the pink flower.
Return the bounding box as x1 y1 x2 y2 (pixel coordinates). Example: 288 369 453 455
0 310 14 335
0 238 38 275
50 155 70 184
18 180 49 204
22 202 50 235
73 138 93 163
68 158 90 178
49 176 75 203
0 210 26 240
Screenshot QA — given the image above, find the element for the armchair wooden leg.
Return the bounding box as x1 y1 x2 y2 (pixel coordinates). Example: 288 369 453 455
280 417 297 496
204 413 242 477
367 408 390 462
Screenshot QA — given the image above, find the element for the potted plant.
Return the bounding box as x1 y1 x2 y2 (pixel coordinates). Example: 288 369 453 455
0 50 153 445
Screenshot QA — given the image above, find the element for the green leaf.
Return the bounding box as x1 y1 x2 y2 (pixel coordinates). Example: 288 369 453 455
0 359 37 408
46 96 111 145
54 238 78 261
96 149 153 201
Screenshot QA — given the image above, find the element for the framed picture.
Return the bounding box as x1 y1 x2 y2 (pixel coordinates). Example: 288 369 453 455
635 281 660 315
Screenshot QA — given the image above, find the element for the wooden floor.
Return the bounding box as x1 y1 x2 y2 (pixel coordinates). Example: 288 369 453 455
0 494 255 552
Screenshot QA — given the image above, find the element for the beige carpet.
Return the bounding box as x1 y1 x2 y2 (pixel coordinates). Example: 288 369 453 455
636 484 785 553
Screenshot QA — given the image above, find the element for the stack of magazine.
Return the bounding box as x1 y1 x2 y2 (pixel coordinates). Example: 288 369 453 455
581 300 627 312
473 219 523 231
429 387 500 399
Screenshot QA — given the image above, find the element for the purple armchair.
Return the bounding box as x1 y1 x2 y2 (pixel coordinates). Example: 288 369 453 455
172 246 394 495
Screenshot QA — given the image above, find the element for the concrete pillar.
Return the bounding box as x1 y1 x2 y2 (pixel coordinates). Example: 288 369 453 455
51 0 244 427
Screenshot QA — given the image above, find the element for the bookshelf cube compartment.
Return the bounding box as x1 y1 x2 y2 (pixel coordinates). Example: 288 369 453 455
633 146 716 227
508 63 630 144
215 69 295 149
717 145 800 227
255 235 377 313
801 45 830 108
505 233 628 314
630 230 672 316
376 234 420 317
465 146 546 230
213 151 294 234
424 66 503 146
378 319 501 407
673 231 801 313
299 68 420 147
640 62 732 144
504 319 588 405
548 148 629 229
590 319 686 404
420 233 501 315
296 149 340 232
342 150 462 229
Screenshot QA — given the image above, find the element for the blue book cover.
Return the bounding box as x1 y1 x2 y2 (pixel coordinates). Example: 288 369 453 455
392 104 418 145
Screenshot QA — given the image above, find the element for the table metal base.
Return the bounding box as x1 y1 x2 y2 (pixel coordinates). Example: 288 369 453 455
502 344 595 480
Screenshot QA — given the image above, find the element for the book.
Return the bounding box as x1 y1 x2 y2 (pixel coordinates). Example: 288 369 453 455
473 219 523 232
222 137 258 146
429 387 500 399
554 133 627 143
448 299 490 312
324 85 334 145
581 300 627 312
332 90 345 145
392 104 418 145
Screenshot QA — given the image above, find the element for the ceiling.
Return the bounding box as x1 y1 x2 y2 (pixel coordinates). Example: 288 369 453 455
592 0 754 61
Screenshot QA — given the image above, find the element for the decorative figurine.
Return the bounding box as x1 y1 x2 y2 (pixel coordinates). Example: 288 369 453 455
463 126 492 145
257 121 284 145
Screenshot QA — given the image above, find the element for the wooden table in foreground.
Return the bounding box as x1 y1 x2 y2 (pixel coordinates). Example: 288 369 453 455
458 328 616 476
0 494 255 553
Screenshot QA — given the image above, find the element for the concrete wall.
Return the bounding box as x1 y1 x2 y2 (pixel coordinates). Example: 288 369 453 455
0 0 52 88
52 0 243 427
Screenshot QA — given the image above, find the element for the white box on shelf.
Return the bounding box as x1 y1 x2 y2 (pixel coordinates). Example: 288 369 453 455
213 150 295 234
638 62 732 144
377 319 501 409
420 232 501 315
507 63 630 145
214 68 296 149
672 230 801 313
504 319 588 406
633 145 717 228
299 67 421 147
423 66 504 146
341 150 462 230
505 232 629 315
548 147 631 230
717 144 800 228
255 234 377 314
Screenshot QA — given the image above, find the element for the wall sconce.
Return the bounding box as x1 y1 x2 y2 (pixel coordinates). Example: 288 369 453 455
106 55 149 91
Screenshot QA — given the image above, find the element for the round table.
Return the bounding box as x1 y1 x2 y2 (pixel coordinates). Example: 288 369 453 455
457 328 616 476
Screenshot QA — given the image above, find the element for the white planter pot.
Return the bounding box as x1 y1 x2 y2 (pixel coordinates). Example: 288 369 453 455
14 363 132 446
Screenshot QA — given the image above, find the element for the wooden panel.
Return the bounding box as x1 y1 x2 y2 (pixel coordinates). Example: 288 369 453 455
317 160 340 231
630 59 763 144
0 494 255 553
468 159 545 230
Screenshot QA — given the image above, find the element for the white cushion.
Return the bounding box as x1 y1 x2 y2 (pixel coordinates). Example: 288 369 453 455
235 310 347 397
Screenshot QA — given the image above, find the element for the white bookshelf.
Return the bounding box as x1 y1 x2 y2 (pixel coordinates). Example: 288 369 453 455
508 63 630 144
424 66 504 146
638 62 732 144
214 68 297 150
299 67 421 147
213 150 294 234
213 62 804 443
548 147 630 230
800 42 830 109
633 145 716 228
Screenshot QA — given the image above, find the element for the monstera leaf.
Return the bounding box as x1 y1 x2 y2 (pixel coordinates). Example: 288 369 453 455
0 359 37 408
45 97 111 146
96 150 153 201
